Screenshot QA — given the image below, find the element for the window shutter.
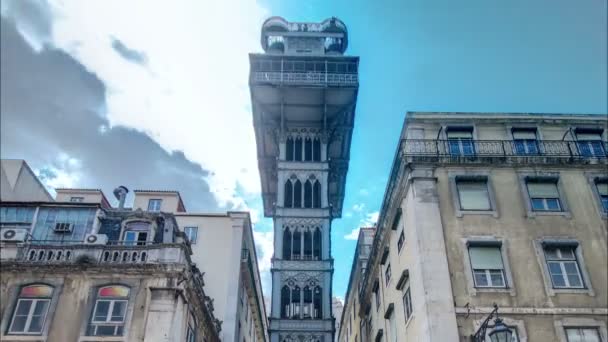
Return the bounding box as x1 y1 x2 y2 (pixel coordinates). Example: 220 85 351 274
576 133 602 141
596 182 608 196
469 246 504 270
457 181 491 210
527 182 559 198
512 130 537 140
447 130 473 139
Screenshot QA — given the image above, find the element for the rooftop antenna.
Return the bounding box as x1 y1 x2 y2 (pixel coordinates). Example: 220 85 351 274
113 186 129 209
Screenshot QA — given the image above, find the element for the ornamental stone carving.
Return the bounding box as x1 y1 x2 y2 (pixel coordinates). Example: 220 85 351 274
282 272 323 287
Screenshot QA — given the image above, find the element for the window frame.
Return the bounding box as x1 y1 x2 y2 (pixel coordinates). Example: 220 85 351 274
8 298 51 335
6 284 55 336
397 229 405 253
555 318 608 342
543 246 585 289
384 264 392 286
574 128 606 157
534 239 594 296
462 238 515 296
518 172 571 218
70 196 85 203
448 172 498 218
468 245 507 289
402 284 413 324
511 127 540 155
86 285 132 337
445 126 476 156
147 199 163 212
586 173 608 220
184 226 198 244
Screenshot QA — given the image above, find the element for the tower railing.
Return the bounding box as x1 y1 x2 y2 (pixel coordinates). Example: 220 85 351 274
250 58 358 86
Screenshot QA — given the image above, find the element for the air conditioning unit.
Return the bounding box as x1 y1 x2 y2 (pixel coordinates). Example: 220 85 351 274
54 222 73 233
0 228 28 242
84 234 108 245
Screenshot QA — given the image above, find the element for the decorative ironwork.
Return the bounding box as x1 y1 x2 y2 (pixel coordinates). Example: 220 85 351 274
400 139 608 160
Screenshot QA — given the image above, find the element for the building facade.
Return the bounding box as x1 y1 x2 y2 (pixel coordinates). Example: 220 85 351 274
337 228 374 342
249 17 359 342
0 199 221 342
349 113 608 341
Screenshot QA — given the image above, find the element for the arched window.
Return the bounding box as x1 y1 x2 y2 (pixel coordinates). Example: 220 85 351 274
293 229 302 260
293 180 302 208
313 228 322 260
284 181 293 208
294 137 303 161
281 286 290 318
286 137 294 161
282 228 292 260
304 137 313 161
8 284 54 334
303 286 313 318
88 285 130 336
313 181 321 208
304 180 313 208
313 286 322 319
313 138 321 161
303 229 312 259
290 286 301 318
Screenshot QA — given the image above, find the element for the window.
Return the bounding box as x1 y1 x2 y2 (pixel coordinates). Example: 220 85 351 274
468 246 506 288
576 130 605 157
184 227 198 244
456 179 491 211
402 287 412 323
512 128 539 155
447 128 475 156
385 264 392 285
526 179 562 211
123 222 151 246
388 312 397 342
565 328 601 342
373 281 380 310
186 313 197 342
397 230 405 252
147 199 162 212
87 285 130 336
70 196 85 202
8 284 53 334
544 246 584 289
595 180 608 213
0 207 36 227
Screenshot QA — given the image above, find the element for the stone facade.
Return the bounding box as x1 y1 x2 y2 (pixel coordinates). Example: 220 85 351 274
345 113 608 341
249 17 359 342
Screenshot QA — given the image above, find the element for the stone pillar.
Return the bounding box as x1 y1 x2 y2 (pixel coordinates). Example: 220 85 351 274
323 272 331 319
322 221 330 260
143 288 186 342
321 171 329 208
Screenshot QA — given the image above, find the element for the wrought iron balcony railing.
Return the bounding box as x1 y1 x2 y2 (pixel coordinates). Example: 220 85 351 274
400 139 608 162
250 59 358 86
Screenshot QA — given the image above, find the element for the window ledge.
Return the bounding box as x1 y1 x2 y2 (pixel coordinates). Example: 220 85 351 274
550 288 594 296
0 334 48 341
404 315 415 330
456 210 499 218
473 287 517 297
527 210 571 219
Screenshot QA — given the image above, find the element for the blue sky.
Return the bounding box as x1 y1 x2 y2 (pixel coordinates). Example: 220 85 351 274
1 0 606 302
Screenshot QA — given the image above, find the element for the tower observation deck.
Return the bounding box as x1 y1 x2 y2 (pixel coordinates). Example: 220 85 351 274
249 17 359 342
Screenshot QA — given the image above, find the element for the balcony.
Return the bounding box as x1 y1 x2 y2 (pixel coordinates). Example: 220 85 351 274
250 58 358 87
2 241 189 266
400 139 608 165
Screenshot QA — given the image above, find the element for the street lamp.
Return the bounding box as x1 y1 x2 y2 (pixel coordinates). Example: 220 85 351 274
471 304 514 342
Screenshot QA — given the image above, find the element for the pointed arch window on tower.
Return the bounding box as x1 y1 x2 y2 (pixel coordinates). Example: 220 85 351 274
313 227 322 260
292 229 302 260
281 286 290 318
286 137 294 161
313 180 322 208
293 180 302 208
304 137 313 161
303 286 313 318
313 286 322 319
290 286 301 318
282 228 292 260
313 138 321 161
294 137 303 161
304 180 313 208
303 229 313 260
284 181 293 208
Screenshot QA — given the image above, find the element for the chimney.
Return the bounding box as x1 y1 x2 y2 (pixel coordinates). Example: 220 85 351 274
113 186 129 209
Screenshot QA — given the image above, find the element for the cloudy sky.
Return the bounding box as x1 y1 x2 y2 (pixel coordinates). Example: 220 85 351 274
1 0 606 302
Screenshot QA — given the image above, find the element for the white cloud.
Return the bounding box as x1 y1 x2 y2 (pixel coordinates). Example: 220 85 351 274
361 211 380 227
352 203 365 212
358 188 370 196
344 227 360 240
36 0 268 208
34 153 84 194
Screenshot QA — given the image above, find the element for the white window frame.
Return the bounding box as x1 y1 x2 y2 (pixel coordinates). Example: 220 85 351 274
397 230 405 253
402 285 413 324
448 172 498 218
518 172 571 218
70 196 85 203
586 173 608 220
468 246 507 289
543 246 584 289
89 298 128 336
184 226 198 244
462 237 516 296
8 298 51 335
385 264 392 285
147 199 162 212
555 318 608 342
123 230 149 246
534 239 594 296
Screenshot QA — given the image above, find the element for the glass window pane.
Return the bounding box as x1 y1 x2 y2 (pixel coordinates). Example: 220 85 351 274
94 300 110 322
95 325 118 336
576 133 602 141
474 270 488 287
559 248 575 259
15 299 32 315
544 247 559 259
596 182 608 196
111 301 127 322
10 315 27 332
489 270 505 287
28 315 44 333
581 329 601 342
531 198 546 210
545 198 561 211
33 300 49 315
548 262 563 276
